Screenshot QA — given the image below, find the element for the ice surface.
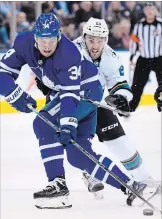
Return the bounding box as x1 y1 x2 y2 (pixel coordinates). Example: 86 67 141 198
1 106 161 219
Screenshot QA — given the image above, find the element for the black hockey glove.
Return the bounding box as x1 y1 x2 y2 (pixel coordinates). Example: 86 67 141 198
105 94 130 116
35 77 51 96
154 85 162 112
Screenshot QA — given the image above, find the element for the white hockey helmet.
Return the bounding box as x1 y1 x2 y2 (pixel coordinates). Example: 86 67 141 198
83 17 109 41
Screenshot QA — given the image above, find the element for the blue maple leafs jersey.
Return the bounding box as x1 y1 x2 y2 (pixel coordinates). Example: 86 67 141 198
0 31 101 118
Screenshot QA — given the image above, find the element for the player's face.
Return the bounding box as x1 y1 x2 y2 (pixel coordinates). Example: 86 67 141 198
85 35 106 60
36 37 58 57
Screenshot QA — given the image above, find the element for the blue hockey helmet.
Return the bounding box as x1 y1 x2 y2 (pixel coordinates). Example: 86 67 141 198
33 13 61 38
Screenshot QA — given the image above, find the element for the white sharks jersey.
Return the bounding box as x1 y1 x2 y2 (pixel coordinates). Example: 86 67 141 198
73 36 133 101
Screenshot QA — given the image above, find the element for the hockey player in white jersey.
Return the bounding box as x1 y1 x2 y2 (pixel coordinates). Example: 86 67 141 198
73 17 160 196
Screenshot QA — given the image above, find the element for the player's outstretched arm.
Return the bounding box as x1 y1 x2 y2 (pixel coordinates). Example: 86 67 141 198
0 35 37 113
103 47 133 116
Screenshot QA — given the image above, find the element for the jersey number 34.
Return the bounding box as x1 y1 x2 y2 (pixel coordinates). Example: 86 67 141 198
68 66 81 80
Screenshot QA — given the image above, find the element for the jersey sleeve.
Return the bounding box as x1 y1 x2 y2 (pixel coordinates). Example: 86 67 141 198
104 48 133 101
58 58 81 128
0 35 26 95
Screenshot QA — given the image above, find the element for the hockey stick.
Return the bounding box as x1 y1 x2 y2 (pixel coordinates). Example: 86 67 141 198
80 96 130 117
28 104 161 214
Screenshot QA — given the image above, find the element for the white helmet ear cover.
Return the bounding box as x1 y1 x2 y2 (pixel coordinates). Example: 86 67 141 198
83 17 109 42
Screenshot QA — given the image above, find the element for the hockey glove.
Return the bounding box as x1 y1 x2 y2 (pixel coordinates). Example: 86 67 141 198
60 117 78 145
35 77 51 96
105 94 130 116
5 84 37 113
154 85 162 112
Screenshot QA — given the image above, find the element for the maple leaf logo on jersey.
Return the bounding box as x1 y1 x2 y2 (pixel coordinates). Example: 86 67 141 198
42 75 60 91
42 75 55 89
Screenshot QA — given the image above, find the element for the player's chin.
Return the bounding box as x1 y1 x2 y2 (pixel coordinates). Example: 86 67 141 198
91 51 100 59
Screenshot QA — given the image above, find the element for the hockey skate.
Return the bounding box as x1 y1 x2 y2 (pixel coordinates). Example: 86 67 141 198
123 180 160 207
33 176 72 209
126 181 147 206
82 171 104 199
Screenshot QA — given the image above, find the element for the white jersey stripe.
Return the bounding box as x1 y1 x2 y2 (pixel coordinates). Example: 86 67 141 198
40 142 62 150
43 155 64 163
1 62 20 74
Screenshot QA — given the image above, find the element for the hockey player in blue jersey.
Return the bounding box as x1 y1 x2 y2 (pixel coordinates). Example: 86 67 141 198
0 13 148 209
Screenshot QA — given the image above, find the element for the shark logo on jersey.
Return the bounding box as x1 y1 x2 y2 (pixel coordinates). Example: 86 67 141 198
108 48 117 58
93 60 100 67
